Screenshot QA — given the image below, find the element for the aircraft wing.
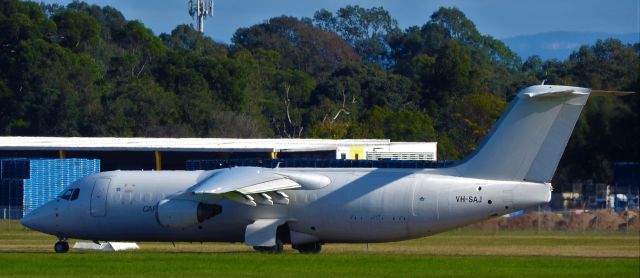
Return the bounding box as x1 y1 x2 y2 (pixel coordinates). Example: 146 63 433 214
178 167 331 206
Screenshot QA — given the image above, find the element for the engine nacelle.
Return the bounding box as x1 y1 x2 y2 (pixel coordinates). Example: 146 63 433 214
155 199 222 229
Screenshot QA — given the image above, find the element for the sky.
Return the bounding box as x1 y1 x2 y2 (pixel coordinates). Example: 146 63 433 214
38 0 640 43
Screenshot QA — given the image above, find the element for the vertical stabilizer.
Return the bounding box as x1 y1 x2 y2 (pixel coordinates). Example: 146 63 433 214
453 85 591 183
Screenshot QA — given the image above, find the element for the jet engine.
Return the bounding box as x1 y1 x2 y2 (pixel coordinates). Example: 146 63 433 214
155 199 222 229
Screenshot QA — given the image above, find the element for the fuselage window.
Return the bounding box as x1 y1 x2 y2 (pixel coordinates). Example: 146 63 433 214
60 189 73 200
70 188 80 200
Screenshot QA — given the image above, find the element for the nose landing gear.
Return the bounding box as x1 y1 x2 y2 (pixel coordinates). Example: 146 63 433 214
54 239 69 253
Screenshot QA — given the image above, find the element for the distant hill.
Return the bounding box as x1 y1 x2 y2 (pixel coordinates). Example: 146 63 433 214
502 31 639 60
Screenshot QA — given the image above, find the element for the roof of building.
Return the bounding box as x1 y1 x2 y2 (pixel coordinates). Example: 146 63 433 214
0 136 434 153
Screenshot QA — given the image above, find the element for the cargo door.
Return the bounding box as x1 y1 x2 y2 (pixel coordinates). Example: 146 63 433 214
90 178 110 217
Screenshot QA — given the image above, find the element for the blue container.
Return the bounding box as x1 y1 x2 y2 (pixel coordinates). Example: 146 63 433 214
13 158 100 217
0 158 30 179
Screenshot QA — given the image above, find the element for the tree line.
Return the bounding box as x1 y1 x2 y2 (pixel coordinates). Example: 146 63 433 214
0 1 638 187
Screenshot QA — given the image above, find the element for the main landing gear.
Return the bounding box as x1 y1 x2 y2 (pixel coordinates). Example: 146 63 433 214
252 239 284 253
252 241 323 254
54 239 69 253
292 242 322 254
251 224 322 254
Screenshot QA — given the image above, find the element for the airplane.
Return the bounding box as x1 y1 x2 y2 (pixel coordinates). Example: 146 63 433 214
20 85 633 253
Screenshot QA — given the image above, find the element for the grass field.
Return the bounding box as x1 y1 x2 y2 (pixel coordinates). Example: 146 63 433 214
0 220 638 277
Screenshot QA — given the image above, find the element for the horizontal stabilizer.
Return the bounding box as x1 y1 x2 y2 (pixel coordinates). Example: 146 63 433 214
525 89 586 98
590 90 635 97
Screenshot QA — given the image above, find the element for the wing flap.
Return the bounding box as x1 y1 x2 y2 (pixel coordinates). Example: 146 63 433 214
236 178 300 195
191 167 299 195
184 167 329 206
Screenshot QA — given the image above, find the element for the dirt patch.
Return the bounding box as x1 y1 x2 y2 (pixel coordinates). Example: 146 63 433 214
468 209 640 232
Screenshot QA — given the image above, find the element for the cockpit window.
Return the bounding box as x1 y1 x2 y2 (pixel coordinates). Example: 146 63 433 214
59 188 80 201
70 188 80 200
60 189 73 200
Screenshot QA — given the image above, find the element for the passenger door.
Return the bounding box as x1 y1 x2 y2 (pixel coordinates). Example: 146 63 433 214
90 178 110 217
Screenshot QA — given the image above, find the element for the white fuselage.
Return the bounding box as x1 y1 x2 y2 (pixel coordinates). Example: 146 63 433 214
24 167 551 243
21 85 618 252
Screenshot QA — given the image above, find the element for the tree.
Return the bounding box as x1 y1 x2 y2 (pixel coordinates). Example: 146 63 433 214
313 63 415 110
443 92 506 157
64 2 126 41
5 38 102 136
0 0 56 46
553 39 640 187
194 56 249 111
232 16 359 80
309 63 415 138
348 106 437 142
103 78 179 137
0 0 637 189
112 20 167 79
569 39 638 90
390 7 521 104
432 40 473 99
313 5 400 65
0 79 19 134
52 10 100 50
160 24 227 57
266 70 315 138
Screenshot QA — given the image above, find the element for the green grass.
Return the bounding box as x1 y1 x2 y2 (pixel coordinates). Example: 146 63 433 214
0 220 638 277
0 253 636 277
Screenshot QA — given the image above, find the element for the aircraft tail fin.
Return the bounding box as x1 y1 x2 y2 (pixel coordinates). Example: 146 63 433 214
452 85 633 183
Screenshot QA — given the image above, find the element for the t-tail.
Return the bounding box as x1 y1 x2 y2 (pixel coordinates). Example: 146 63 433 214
452 85 634 183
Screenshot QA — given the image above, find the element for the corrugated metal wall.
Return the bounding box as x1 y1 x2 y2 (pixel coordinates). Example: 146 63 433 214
0 158 100 219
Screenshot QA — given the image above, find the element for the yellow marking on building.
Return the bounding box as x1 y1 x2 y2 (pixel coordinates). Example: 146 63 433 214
350 146 364 160
58 150 65 159
270 152 278 159
154 151 162 170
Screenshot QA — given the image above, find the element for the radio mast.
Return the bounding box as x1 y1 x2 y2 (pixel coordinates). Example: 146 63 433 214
188 0 213 33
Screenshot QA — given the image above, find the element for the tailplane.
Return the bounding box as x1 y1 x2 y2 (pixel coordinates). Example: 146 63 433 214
453 85 633 183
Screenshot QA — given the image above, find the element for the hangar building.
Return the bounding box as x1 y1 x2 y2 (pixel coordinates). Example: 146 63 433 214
0 137 438 218
0 137 438 171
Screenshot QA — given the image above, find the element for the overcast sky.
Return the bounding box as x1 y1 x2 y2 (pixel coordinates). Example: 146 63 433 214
38 0 640 43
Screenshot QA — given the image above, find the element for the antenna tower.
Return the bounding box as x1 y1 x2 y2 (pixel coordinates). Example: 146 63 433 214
188 0 213 33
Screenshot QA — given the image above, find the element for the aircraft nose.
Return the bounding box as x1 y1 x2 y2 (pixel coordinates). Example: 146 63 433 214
21 201 57 234
20 213 35 229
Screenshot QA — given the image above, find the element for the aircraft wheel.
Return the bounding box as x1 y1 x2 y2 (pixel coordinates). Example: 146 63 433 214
293 242 322 254
253 239 283 253
54 241 69 253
